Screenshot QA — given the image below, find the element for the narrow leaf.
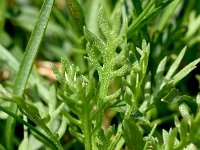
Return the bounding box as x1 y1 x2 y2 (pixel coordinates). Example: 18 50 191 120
69 127 84 142
6 0 55 149
179 103 191 125
0 44 19 72
62 110 81 127
168 128 178 150
0 105 56 149
65 0 85 35
172 58 200 85
156 57 167 76
98 6 111 38
166 47 187 80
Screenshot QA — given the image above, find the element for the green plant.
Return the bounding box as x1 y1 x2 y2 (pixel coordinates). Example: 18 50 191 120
0 0 200 149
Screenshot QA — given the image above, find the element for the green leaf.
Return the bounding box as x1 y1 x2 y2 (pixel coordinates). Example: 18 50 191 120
98 6 111 39
172 58 200 85
51 64 66 84
122 119 144 150
179 103 191 125
162 128 179 150
69 127 84 142
5 0 56 149
143 124 158 150
162 129 169 149
128 0 174 38
0 104 56 149
131 107 150 124
166 47 187 80
156 56 167 77
14 0 55 97
155 56 167 87
0 44 19 73
62 110 81 127
156 0 182 32
65 0 85 35
179 119 188 144
168 128 178 150
95 126 115 150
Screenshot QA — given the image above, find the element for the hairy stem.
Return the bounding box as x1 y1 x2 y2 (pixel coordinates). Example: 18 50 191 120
82 100 92 150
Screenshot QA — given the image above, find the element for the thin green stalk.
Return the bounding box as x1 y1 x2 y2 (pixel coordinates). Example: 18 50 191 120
128 0 156 38
82 101 92 150
132 0 149 41
5 0 55 149
0 105 56 149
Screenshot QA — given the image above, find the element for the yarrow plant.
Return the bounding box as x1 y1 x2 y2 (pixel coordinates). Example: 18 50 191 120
0 0 200 149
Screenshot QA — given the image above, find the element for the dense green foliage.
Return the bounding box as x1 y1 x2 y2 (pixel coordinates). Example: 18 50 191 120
0 0 200 149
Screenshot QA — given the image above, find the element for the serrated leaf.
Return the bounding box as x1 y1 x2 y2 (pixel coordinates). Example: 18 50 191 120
84 27 106 52
122 119 144 150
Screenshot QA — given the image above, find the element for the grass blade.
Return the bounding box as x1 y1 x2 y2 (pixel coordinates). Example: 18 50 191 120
5 0 55 149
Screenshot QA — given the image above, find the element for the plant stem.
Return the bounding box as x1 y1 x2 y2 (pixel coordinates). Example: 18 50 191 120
128 0 156 38
82 101 92 150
